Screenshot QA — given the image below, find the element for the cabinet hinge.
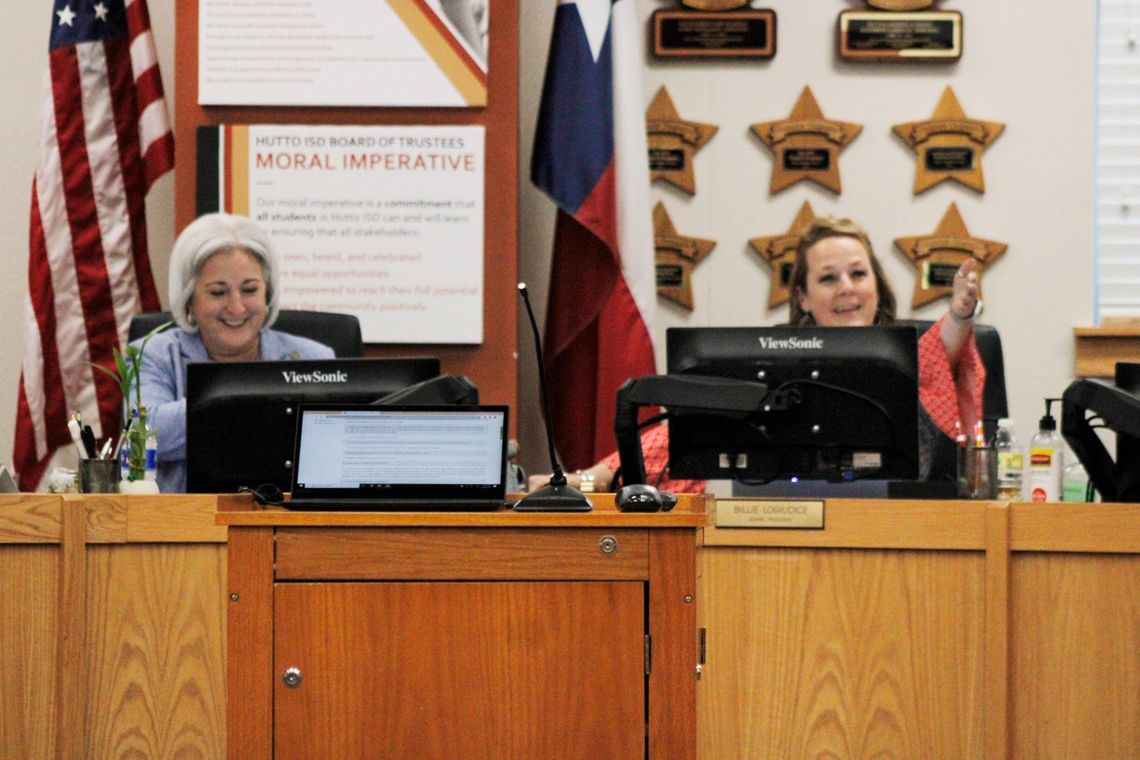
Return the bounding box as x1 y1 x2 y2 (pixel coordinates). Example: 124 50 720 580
644 634 652 675
697 627 707 680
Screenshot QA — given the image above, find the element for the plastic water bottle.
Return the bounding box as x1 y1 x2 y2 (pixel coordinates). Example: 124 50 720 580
1027 399 1063 503
1062 449 1091 502
993 418 1022 500
144 425 158 482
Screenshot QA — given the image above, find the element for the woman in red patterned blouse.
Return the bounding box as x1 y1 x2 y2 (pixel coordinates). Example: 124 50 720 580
789 216 985 480
528 216 984 492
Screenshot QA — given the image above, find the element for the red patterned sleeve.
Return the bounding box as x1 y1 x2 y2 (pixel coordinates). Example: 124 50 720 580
917 316 986 441
601 424 707 493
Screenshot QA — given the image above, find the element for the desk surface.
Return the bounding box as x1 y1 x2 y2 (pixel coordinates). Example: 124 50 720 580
216 492 709 527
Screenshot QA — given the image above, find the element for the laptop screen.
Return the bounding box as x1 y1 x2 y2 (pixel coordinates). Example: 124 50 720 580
290 404 509 502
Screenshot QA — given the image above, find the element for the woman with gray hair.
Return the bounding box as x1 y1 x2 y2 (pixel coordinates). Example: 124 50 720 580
136 213 333 493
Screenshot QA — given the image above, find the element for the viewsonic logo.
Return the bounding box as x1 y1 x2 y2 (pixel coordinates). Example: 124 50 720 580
756 336 825 350
281 370 349 383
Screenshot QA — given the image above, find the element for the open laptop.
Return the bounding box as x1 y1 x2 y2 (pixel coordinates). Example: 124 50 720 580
286 404 510 511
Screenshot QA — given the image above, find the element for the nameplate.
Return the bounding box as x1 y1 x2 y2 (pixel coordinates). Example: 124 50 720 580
715 499 825 529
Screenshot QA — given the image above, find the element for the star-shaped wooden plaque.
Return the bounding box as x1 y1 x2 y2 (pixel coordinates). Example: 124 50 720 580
892 86 1005 194
647 86 718 195
751 86 862 194
654 202 716 310
748 201 817 309
894 202 1007 308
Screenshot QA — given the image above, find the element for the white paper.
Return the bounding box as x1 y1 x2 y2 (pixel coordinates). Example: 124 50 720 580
229 125 485 344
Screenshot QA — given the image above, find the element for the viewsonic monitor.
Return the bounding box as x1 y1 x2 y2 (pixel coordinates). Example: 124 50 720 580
186 357 440 493
665 326 920 482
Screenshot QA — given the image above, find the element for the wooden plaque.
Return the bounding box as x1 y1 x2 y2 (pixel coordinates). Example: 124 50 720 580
652 8 776 59
838 10 962 61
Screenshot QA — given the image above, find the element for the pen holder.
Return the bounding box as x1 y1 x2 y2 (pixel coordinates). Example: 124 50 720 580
79 459 120 494
957 446 998 499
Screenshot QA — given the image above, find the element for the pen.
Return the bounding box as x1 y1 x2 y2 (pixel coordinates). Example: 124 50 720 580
80 424 98 459
112 416 133 461
99 438 113 460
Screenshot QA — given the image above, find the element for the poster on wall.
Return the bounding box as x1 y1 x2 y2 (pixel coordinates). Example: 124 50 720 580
197 124 486 344
198 0 488 107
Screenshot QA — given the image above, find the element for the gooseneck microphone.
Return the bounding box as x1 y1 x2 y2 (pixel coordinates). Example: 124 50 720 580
513 283 592 512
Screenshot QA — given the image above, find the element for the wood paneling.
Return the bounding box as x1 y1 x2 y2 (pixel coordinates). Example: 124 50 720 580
273 581 645 759
1010 501 1140 552
1073 326 1140 378
984 503 1011 759
1 494 227 760
227 527 274 760
0 545 59 760
699 500 1140 760
274 526 649 580
699 546 987 759
85 543 227 758
10 496 1140 758
702 498 989 549
56 498 88 760
650 529 698 760
1011 552 1140 758
0 493 63 542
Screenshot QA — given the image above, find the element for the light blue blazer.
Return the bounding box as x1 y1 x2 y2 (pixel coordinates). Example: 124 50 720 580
134 328 334 493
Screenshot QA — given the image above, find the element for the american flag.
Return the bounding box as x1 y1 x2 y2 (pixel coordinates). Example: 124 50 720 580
14 0 173 490
530 0 656 470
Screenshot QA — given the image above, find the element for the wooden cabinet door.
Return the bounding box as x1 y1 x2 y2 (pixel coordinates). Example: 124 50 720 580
273 581 645 759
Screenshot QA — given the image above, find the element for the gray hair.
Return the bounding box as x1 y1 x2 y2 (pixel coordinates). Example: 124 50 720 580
168 213 280 332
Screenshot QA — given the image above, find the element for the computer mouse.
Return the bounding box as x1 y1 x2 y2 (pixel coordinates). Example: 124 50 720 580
615 484 677 512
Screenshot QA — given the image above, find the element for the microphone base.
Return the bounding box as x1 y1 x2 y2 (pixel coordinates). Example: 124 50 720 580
513 482 593 512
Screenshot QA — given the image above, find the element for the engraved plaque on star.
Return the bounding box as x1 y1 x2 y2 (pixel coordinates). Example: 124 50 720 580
751 86 862 194
646 87 718 195
654 202 716 310
749 201 817 309
652 0 776 59
925 146 974 172
894 203 1006 308
892 86 1005 193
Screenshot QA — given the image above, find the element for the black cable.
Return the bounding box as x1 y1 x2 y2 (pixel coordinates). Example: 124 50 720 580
238 483 285 506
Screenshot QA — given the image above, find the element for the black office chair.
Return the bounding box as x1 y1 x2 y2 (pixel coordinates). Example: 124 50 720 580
897 319 1008 482
127 310 364 357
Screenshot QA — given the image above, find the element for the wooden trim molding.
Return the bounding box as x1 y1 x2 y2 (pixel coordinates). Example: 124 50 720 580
1074 325 1140 377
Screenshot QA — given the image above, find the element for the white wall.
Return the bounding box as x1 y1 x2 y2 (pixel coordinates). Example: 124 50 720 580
518 0 1097 478
2 1 1096 482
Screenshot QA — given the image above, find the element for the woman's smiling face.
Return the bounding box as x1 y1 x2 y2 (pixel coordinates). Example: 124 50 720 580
188 247 267 361
796 235 880 328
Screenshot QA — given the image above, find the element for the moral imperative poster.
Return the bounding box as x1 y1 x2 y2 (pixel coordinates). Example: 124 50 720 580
198 124 486 344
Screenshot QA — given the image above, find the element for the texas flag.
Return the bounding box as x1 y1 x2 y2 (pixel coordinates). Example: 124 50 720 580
531 0 656 470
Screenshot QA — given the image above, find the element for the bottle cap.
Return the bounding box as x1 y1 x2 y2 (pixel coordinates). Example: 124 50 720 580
997 417 1013 429
1039 398 1059 432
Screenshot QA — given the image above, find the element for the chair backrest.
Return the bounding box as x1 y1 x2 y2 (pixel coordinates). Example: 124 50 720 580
127 310 364 357
898 319 1009 433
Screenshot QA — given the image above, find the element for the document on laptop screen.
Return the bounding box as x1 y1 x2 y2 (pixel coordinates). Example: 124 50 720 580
296 409 505 488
